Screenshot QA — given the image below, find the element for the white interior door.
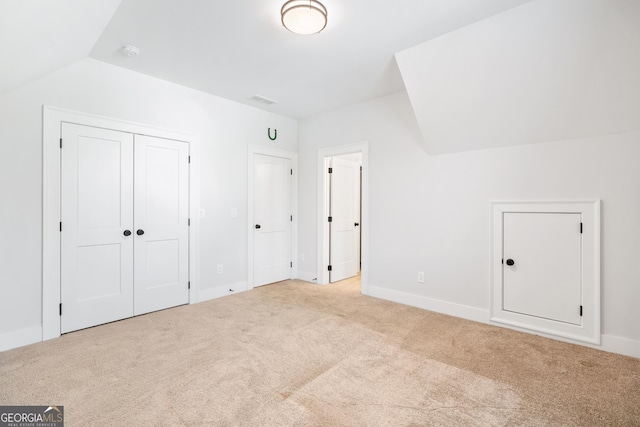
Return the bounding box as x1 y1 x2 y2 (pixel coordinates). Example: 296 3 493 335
329 156 361 283
133 135 189 315
253 154 292 287
503 212 582 325
61 123 134 333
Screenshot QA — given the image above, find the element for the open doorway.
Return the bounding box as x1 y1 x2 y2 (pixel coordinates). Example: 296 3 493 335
327 153 361 282
317 142 369 292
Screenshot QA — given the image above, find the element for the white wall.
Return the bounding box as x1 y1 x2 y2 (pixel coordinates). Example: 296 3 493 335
298 90 640 357
0 58 296 345
396 0 640 155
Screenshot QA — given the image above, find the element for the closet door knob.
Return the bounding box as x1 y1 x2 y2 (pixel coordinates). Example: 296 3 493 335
123 230 132 236
255 224 261 229
506 259 515 266
136 229 145 236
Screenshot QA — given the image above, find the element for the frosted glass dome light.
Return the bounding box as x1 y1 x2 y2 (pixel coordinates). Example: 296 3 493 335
281 0 327 35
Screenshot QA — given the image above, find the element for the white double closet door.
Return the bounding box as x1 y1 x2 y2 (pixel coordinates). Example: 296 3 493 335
61 123 189 333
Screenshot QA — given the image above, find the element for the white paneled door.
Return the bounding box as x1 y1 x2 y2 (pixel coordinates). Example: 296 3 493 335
61 123 188 333
133 135 189 315
329 157 361 283
253 154 292 287
503 212 582 325
61 124 135 333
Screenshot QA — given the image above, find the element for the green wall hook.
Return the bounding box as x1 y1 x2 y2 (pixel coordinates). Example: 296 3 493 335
268 128 277 141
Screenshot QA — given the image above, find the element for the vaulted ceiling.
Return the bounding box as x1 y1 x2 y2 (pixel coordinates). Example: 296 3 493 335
2 0 531 119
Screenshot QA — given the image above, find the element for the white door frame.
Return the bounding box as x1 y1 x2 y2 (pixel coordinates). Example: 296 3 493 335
490 200 601 345
317 142 369 292
42 106 200 341
247 145 298 289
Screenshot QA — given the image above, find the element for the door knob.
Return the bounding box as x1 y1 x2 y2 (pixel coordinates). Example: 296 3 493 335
136 229 145 236
255 224 261 229
123 230 132 236
354 222 360 227
506 259 515 266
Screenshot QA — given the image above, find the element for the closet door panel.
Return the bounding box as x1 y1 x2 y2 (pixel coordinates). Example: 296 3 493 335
133 135 189 315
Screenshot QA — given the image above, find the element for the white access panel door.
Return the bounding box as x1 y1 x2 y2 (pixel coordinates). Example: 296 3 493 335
503 212 582 325
61 123 134 333
133 135 189 315
329 157 361 283
253 154 292 287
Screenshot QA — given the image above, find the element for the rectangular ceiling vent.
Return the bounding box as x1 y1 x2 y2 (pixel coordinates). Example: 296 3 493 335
250 94 278 105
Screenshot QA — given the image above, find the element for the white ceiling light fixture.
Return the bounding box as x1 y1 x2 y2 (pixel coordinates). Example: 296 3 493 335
122 45 140 57
281 0 328 35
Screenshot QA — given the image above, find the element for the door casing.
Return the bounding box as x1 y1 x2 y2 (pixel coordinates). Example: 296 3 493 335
317 142 369 291
43 106 200 341
490 200 601 345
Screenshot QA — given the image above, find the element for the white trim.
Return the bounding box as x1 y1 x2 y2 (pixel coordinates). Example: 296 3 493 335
42 105 200 341
490 200 601 345
316 142 370 293
367 286 489 323
247 145 298 290
600 334 640 359
367 285 640 359
296 271 318 283
0 326 43 353
197 282 249 303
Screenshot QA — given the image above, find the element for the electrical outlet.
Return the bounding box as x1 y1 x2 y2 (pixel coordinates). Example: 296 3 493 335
417 271 425 283
217 264 223 274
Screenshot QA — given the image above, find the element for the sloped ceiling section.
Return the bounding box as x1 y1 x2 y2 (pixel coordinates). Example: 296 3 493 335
89 0 532 119
396 0 640 155
0 0 122 96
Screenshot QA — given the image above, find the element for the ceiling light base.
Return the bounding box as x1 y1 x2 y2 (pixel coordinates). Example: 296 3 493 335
281 0 327 35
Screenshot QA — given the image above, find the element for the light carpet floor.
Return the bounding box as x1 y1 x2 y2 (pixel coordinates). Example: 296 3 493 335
1 277 639 426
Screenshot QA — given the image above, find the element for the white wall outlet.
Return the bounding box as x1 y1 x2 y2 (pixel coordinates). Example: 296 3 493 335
417 271 425 283
231 208 237 218
217 264 223 274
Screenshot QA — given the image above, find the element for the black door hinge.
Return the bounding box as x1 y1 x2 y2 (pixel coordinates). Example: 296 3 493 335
580 305 583 316
188 218 191 226
290 215 293 221
290 261 293 268
188 155 191 164
59 303 62 316
328 265 332 271
291 169 293 175
59 138 62 148
328 216 333 222
59 222 62 232
328 167 333 173
188 281 191 290
580 223 583 234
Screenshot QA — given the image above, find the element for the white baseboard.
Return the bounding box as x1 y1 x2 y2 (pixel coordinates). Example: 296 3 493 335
600 334 640 359
366 286 488 323
197 281 248 303
0 326 43 353
296 271 318 283
365 285 640 359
